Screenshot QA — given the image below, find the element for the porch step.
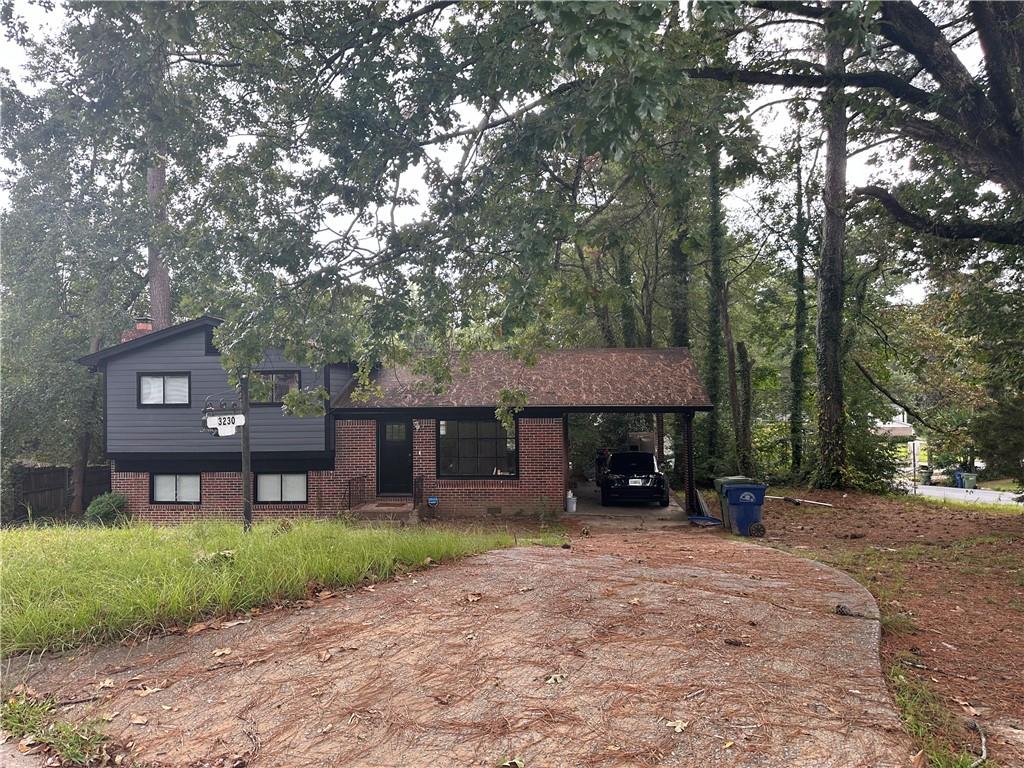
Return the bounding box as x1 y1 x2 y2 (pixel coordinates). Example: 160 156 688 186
351 499 419 525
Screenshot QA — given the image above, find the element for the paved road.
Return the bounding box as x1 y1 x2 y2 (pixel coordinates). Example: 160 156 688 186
911 483 1022 505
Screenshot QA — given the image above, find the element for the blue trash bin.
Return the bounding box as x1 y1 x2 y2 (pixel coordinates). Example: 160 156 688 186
724 484 768 537
954 471 964 488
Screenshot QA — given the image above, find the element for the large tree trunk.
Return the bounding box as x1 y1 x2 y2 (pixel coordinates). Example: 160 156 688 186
789 133 809 474
718 279 743 474
704 138 725 466
147 159 172 330
668 192 691 348
69 335 103 515
737 340 754 476
668 192 692 486
814 17 849 488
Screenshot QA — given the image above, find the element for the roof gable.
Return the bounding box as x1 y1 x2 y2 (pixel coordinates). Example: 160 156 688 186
77 317 222 369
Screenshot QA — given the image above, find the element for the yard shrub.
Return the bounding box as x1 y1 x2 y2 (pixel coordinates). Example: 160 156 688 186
84 492 128 526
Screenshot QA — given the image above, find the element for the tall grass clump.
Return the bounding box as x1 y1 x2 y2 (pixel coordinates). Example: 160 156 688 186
1 520 557 654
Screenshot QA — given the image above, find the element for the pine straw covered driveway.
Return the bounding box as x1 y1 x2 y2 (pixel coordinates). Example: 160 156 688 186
4 532 910 768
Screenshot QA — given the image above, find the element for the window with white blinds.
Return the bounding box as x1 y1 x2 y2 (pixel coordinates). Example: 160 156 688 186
152 474 200 503
256 473 307 503
139 373 190 406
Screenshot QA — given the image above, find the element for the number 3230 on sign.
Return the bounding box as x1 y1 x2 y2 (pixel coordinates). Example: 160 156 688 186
205 413 245 436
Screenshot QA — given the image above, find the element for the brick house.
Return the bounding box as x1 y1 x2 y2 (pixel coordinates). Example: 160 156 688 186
78 317 711 523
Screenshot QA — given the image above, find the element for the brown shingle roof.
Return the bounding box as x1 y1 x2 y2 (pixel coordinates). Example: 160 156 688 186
332 348 711 411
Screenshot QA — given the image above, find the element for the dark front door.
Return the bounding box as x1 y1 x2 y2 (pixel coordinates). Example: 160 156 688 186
377 419 413 495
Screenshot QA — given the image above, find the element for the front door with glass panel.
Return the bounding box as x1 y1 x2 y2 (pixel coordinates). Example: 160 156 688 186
377 419 413 495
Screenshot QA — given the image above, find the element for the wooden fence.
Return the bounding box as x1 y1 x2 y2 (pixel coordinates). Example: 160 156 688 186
2 464 111 523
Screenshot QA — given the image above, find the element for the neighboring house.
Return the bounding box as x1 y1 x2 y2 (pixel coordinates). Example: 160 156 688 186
79 317 712 523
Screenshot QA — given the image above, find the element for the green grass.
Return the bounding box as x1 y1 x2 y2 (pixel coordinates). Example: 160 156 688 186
0 520 562 654
888 664 994 767
978 478 1021 493
1 695 107 764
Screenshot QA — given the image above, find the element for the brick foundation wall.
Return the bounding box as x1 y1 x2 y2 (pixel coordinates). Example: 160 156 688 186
111 469 349 525
113 416 566 523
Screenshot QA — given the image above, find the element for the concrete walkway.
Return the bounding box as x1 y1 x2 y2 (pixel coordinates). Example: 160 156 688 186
4 532 911 767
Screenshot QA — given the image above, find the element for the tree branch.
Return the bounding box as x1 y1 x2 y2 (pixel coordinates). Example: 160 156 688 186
854 185 1024 246
419 81 580 146
853 359 948 434
683 66 936 112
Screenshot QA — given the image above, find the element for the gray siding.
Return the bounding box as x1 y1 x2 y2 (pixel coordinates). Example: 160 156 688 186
105 328 328 454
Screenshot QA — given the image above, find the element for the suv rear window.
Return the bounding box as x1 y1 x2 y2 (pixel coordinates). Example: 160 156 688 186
608 452 655 474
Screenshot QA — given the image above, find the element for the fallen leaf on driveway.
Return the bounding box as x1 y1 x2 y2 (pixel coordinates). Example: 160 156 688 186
465 593 482 603
100 712 119 722
186 621 212 635
724 638 749 647
129 714 148 725
318 648 334 662
724 741 734 749
498 759 524 768
17 736 44 754
628 598 641 605
665 719 689 733
136 686 163 697
212 647 232 657
97 678 114 690
910 750 926 768
221 619 251 628
315 590 335 600
545 673 567 685
953 698 980 716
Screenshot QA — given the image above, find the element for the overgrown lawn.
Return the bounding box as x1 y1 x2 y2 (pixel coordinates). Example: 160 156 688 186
1 520 560 654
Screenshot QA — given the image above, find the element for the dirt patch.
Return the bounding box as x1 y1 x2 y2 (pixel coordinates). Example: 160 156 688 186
756 490 1024 765
4 533 909 767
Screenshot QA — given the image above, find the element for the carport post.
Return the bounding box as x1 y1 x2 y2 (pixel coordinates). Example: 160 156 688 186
682 411 700 516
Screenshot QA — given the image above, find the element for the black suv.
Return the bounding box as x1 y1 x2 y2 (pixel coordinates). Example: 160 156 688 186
600 451 670 507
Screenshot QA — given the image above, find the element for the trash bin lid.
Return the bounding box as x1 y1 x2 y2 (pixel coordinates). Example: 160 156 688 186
714 476 754 492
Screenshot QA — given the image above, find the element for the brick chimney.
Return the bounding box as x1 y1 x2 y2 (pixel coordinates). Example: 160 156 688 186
120 317 154 343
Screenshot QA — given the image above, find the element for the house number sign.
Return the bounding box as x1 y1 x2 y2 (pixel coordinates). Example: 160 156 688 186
205 413 246 437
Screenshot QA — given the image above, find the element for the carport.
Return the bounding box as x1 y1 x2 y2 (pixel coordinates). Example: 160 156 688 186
505 347 712 517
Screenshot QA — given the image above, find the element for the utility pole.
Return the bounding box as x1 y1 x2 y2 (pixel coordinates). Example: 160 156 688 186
239 372 253 531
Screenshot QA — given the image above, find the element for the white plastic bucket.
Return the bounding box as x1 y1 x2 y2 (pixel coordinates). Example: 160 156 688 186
566 495 577 513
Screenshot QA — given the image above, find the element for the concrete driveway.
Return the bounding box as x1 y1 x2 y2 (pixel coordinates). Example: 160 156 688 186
4 532 911 767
